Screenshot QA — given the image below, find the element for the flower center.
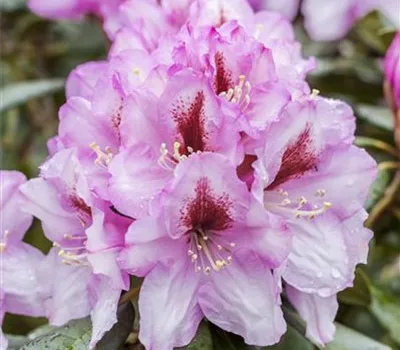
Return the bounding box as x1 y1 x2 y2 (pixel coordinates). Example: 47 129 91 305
187 228 236 274
219 75 251 111
53 234 89 266
181 177 236 274
90 142 114 169
158 141 193 171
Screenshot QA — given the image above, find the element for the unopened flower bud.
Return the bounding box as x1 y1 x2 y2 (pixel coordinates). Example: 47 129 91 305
384 32 400 149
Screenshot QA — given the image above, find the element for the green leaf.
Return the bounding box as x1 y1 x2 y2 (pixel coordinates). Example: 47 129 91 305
354 11 391 53
338 268 372 307
97 301 135 349
20 317 92 350
0 0 25 12
21 302 135 350
6 334 28 349
263 326 313 350
356 104 394 131
370 288 400 345
180 322 213 350
365 168 392 211
0 79 64 113
209 323 247 350
325 324 391 350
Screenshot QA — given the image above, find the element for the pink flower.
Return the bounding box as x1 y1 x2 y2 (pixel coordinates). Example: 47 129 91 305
0 171 44 350
302 0 400 41
384 32 400 147
248 0 300 20
28 0 123 21
109 69 243 219
19 149 133 348
117 152 291 349
251 96 377 344
384 32 400 110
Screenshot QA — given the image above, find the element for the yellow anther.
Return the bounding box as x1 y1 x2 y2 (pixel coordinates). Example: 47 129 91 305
254 24 264 40
215 260 226 270
311 89 320 98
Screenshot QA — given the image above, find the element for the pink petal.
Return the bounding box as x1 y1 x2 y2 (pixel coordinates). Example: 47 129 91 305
39 249 92 326
1 171 33 245
89 276 121 348
198 250 286 346
282 211 371 297
286 284 338 345
2 243 45 317
108 144 169 219
66 61 108 100
139 261 203 349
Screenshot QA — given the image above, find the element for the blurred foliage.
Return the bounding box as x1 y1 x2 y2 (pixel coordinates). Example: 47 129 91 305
1 2 400 350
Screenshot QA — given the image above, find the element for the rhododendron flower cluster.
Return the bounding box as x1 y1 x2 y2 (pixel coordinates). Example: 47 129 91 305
2 0 378 349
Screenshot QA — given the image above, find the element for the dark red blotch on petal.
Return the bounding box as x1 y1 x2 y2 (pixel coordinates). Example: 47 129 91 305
267 126 318 189
182 177 233 231
172 91 208 155
214 52 233 95
69 194 92 225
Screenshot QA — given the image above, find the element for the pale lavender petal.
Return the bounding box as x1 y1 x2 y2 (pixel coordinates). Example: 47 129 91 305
198 250 286 346
2 243 45 317
108 144 169 219
89 276 121 348
282 211 371 297
39 249 92 326
66 61 108 100
0 171 33 245
286 284 338 345
138 261 203 350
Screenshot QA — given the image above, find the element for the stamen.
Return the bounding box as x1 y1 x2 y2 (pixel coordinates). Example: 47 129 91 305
0 230 10 253
265 190 332 220
219 75 251 110
158 142 190 171
63 234 87 240
90 142 113 169
311 89 320 98
187 230 237 275
254 24 264 40
133 68 141 77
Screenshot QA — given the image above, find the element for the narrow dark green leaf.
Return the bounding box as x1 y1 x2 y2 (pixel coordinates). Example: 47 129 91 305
338 268 372 307
370 288 400 345
365 169 392 211
1 79 64 113
97 301 135 349
356 104 394 131
354 11 390 53
325 324 391 350
0 0 25 11
262 326 314 350
283 306 306 337
179 322 213 350
209 323 247 350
